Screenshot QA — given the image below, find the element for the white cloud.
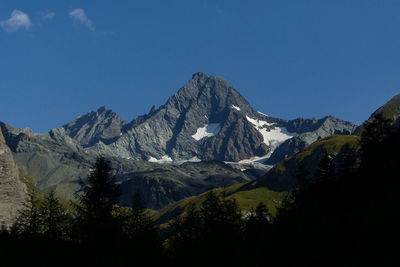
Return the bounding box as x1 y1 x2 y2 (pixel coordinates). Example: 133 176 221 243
41 11 55 20
0 10 31 32
69 8 94 31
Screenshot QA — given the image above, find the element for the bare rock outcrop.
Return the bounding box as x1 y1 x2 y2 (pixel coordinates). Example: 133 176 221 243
0 127 26 228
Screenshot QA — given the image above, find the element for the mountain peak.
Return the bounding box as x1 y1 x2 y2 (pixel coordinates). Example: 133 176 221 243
97 106 107 113
167 73 252 116
59 73 356 162
63 107 125 147
191 72 208 80
149 105 157 114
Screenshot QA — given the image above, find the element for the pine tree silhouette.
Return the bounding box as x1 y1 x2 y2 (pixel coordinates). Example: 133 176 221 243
13 191 43 237
42 191 71 240
74 157 120 243
315 152 335 181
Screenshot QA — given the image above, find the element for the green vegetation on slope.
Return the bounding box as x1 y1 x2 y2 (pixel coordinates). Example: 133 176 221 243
372 93 400 120
295 134 358 163
155 182 285 226
274 135 360 174
156 135 360 226
355 93 400 134
232 187 285 214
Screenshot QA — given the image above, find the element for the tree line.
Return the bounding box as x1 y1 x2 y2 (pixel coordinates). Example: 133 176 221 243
1 115 399 266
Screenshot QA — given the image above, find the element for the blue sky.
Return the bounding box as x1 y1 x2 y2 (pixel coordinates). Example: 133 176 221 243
1 0 400 133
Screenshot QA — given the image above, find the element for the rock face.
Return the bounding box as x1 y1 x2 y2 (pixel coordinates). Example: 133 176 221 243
76 72 276 161
63 106 126 147
0 121 91 200
0 127 26 228
61 73 357 163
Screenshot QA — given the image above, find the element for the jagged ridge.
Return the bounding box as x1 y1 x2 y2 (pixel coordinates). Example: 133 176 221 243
62 72 357 162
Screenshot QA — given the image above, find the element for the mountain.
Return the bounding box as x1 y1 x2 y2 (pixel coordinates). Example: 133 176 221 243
62 106 127 147
156 92 400 220
63 72 280 161
0 72 356 211
0 127 27 228
0 121 257 209
63 72 357 163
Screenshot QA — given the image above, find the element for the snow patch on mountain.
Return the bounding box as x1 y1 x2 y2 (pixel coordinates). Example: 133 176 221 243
148 155 173 163
231 105 241 111
246 116 273 127
225 154 273 172
192 123 221 141
246 116 297 149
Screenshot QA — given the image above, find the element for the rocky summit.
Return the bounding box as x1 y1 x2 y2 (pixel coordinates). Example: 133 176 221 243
63 72 357 163
62 106 127 147
0 72 357 210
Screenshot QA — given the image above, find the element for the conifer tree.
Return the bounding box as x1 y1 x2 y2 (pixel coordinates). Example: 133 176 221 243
124 192 157 241
168 202 201 255
315 152 335 181
74 157 120 242
42 191 71 240
245 202 271 242
13 191 43 237
200 191 243 266
252 202 270 223
359 114 393 174
243 202 271 267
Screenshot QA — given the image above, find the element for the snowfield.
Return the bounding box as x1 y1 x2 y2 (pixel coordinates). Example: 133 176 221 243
231 105 241 111
148 155 173 163
246 116 297 149
192 123 221 141
148 156 202 165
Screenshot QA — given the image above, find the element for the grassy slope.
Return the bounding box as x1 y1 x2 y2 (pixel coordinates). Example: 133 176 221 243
154 182 285 226
274 134 360 173
372 93 400 120
355 93 400 134
155 135 360 226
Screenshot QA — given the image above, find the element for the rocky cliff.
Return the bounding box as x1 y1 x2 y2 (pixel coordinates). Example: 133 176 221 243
63 106 127 147
61 73 357 163
0 127 26 228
